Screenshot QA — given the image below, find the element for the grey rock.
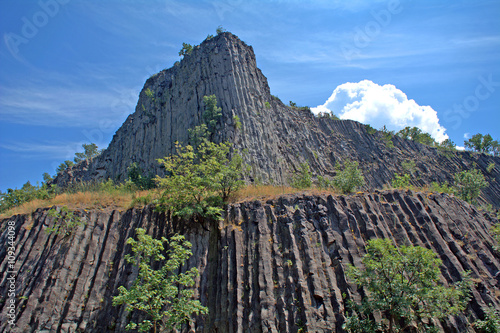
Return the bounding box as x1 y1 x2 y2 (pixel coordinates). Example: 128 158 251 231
1 190 499 332
51 32 500 208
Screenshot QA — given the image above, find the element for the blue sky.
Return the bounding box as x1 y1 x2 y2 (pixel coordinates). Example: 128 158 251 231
1 0 499 192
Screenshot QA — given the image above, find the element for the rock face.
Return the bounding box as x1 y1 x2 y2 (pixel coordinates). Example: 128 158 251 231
1 190 499 332
51 32 500 208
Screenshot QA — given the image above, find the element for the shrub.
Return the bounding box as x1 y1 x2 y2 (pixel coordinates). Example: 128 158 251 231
487 162 495 174
364 124 377 135
156 141 244 223
473 306 500 333
178 42 193 57
332 159 364 194
391 173 411 189
291 163 312 189
429 181 455 194
454 168 488 204
46 206 85 237
344 239 472 333
113 229 208 332
316 175 333 190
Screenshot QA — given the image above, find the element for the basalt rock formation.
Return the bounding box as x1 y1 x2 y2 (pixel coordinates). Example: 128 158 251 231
51 32 500 208
3 32 500 333
0 190 499 332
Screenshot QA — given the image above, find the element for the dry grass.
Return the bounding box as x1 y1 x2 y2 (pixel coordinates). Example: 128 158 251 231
229 185 337 203
0 190 160 219
1 185 339 219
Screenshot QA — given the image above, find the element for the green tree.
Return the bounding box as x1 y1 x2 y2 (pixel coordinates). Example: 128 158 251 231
396 126 436 146
57 160 74 173
473 306 500 333
42 172 53 183
113 229 208 333
291 163 312 189
179 42 193 57
202 94 222 135
216 25 226 34
465 133 498 154
438 138 456 150
344 239 472 333
454 168 488 204
74 143 101 163
156 141 243 223
127 163 156 190
332 159 365 194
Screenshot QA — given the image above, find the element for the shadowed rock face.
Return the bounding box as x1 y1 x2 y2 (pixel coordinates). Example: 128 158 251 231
1 190 498 332
51 32 500 207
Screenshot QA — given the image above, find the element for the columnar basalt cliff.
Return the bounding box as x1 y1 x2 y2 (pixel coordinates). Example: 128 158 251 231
0 191 499 332
51 32 500 208
5 32 500 333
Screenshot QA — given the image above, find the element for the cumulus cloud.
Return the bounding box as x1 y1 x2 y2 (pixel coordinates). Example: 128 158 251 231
311 80 449 143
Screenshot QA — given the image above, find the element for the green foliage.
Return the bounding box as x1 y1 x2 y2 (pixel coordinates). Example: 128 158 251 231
401 160 417 176
202 95 222 135
74 143 101 163
454 168 488 204
46 206 85 236
264 101 271 109
364 124 377 135
113 229 208 332
57 160 74 173
429 181 455 194
178 42 193 57
465 133 500 156
42 172 53 183
380 126 395 148
344 238 472 333
487 162 496 174
332 159 365 194
291 163 312 189
391 173 411 189
492 224 500 252
437 138 456 151
156 141 244 223
289 101 297 108
216 25 226 34
127 163 156 190
144 87 155 101
316 175 333 189
318 112 340 120
233 115 242 130
473 306 500 333
188 123 210 148
188 95 222 147
397 126 437 146
0 182 58 213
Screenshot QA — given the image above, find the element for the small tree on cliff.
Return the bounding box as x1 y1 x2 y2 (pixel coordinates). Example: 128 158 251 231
454 168 488 204
156 141 243 224
113 228 208 333
343 238 472 333
332 159 365 194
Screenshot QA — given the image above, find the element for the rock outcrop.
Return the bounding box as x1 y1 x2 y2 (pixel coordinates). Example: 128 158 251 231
51 32 500 208
1 190 499 332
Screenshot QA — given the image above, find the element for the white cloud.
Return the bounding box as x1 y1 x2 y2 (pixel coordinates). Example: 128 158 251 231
311 80 449 143
463 132 470 139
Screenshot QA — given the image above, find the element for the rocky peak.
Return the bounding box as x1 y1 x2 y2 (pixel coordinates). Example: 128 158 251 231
51 32 500 208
